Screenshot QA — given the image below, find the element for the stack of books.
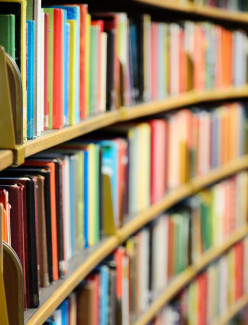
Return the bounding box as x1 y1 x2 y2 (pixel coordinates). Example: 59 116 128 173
43 171 248 323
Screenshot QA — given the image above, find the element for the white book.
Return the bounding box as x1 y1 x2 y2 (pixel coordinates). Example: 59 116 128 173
139 228 150 314
50 309 62 325
63 155 72 262
100 32 107 112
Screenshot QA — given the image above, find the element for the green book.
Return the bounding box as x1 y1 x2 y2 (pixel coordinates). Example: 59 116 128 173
0 14 15 59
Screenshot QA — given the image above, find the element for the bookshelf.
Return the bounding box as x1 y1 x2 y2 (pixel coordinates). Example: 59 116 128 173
135 226 248 325
22 155 248 325
132 0 248 23
1 0 248 323
8 86 248 164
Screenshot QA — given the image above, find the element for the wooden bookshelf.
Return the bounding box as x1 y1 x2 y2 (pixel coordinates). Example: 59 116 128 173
20 86 248 162
24 236 119 325
133 0 248 23
0 150 13 171
21 155 248 324
135 226 248 325
213 293 248 325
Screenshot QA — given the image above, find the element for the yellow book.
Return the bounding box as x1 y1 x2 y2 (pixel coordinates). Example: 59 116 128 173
228 249 235 306
0 0 27 141
88 144 95 246
68 20 77 125
85 13 91 117
138 124 151 211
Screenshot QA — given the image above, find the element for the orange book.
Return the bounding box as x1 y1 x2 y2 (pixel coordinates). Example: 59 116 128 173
194 25 205 91
114 247 125 299
24 160 58 281
215 26 222 88
0 189 10 245
198 273 207 325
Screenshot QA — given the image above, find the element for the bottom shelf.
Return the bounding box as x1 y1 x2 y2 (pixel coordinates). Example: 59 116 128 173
135 226 248 325
25 236 118 325
213 293 248 325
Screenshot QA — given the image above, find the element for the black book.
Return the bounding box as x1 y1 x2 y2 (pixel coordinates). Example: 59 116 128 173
106 30 115 110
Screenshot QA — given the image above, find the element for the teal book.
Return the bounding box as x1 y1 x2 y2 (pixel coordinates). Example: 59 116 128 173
0 14 15 59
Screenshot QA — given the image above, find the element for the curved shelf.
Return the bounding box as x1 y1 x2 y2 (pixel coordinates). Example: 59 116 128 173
24 236 119 325
213 293 248 325
132 0 248 24
24 155 248 324
21 86 248 161
0 150 13 171
117 155 248 242
135 226 248 325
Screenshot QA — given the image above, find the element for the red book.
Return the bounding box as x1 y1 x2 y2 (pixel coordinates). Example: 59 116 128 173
198 273 207 325
87 273 100 325
234 242 244 300
114 247 125 299
151 23 157 100
24 160 59 281
149 120 167 204
53 9 64 129
115 139 128 227
44 13 49 130
79 5 88 119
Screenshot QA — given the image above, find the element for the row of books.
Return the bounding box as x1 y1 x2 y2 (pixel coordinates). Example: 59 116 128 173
153 238 248 325
44 217 248 324
1 2 248 141
1 101 247 308
192 0 248 11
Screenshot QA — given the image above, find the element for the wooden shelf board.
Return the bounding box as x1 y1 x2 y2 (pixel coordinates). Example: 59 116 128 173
213 293 248 325
23 111 120 158
21 86 248 159
192 156 248 192
120 87 248 122
0 150 13 171
132 0 248 23
25 236 118 325
135 226 248 325
118 156 248 243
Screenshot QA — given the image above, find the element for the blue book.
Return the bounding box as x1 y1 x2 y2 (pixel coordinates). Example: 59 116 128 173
84 150 89 248
100 141 119 225
58 299 69 325
69 154 76 255
130 24 138 101
99 265 109 325
26 20 35 139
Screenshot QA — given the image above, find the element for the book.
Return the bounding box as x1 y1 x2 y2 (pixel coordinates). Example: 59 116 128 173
0 14 15 59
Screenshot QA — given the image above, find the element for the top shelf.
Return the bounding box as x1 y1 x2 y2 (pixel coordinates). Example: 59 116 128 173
22 86 248 160
132 0 248 24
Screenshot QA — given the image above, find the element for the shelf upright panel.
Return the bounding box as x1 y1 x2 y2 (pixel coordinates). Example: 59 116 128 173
0 151 14 171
